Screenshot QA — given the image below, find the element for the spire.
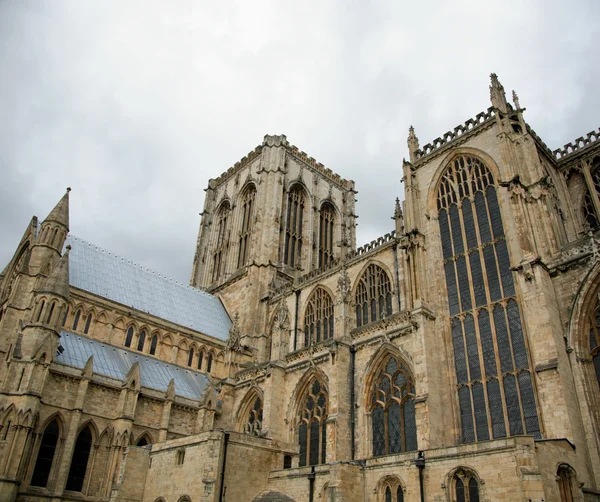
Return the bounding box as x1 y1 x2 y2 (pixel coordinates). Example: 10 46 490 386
489 73 508 114
43 187 70 230
38 246 70 300
512 90 521 110
393 198 404 235
407 126 419 163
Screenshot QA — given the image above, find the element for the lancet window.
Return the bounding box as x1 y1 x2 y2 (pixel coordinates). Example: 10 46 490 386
65 425 93 492
284 187 305 268
452 469 480 502
304 287 334 347
238 185 256 268
149 335 158 355
243 396 263 435
212 202 230 282
437 154 541 443
318 203 335 268
124 327 134 348
557 465 576 502
30 419 60 488
355 264 393 328
188 347 195 367
371 355 417 456
297 379 328 467
83 314 92 334
137 330 146 352
379 478 404 502
72 310 81 331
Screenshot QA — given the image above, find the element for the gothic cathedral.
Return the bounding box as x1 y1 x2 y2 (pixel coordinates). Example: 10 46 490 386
1 75 600 501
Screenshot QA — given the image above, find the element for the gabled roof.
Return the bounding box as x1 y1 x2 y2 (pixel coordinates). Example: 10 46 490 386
56 332 209 400
65 235 231 340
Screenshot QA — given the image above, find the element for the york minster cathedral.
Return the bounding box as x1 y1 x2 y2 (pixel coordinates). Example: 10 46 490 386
1 75 600 501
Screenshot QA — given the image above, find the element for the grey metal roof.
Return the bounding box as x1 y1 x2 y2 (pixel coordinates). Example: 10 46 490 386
65 235 231 340
56 331 210 400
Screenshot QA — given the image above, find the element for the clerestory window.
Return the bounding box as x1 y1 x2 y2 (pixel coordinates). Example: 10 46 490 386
304 287 334 347
355 264 392 328
298 379 328 467
238 185 256 268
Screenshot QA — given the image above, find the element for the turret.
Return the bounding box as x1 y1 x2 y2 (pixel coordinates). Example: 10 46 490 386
393 198 404 235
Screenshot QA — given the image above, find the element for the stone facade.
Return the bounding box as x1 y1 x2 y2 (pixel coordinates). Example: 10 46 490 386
1 74 600 501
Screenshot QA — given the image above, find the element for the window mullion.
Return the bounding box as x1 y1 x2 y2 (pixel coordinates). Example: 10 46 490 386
582 161 600 221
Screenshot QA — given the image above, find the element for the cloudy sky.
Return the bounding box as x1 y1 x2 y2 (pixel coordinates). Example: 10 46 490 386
1 0 599 284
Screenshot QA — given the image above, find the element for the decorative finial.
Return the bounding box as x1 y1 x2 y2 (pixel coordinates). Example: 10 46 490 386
66 187 71 192
394 198 403 219
66 245 72 251
407 126 420 163
489 73 508 113
512 90 520 110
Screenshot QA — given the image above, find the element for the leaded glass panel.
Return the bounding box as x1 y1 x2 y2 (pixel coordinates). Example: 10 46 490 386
503 374 523 435
355 264 392 327
298 379 328 466
487 379 506 438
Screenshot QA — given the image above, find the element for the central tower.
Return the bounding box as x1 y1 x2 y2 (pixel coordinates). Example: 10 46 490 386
190 134 356 349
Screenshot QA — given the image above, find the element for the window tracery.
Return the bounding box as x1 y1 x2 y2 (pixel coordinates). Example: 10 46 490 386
586 295 600 389
238 186 256 268
213 202 230 282
297 379 328 467
583 157 600 229
304 288 334 347
319 203 335 268
243 396 263 435
371 355 417 456
378 478 404 502
355 264 392 328
452 469 480 502
284 187 305 267
437 154 541 442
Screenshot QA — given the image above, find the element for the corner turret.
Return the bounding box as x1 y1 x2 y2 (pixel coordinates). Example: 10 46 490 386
37 187 70 254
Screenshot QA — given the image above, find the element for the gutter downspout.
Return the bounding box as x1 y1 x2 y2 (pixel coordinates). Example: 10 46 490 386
350 345 356 460
415 451 425 502
294 290 300 351
219 431 230 502
308 466 315 502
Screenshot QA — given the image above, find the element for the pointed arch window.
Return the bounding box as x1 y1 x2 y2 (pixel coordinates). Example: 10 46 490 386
46 302 56 324
298 379 328 467
30 419 60 487
586 287 600 388
583 156 600 229
187 347 195 367
213 202 231 282
437 154 540 443
379 479 404 502
304 287 334 347
355 264 392 328
83 314 92 334
557 465 576 502
198 351 204 370
124 327 134 348
137 330 146 352
319 203 335 268
65 426 93 492
149 335 158 355
36 300 45 322
243 396 263 435
72 310 81 331
62 306 69 326
284 187 305 268
207 353 213 373
371 355 417 456
238 185 256 268
452 469 480 502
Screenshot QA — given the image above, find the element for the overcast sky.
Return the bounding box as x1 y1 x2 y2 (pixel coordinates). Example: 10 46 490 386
1 0 599 284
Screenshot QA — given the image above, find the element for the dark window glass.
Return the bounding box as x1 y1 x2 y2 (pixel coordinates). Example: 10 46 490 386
137 330 146 352
503 374 523 435
125 327 134 347
475 192 491 243
319 203 336 268
445 262 460 316
495 240 515 297
72 310 80 331
472 382 489 441
187 347 194 367
439 209 453 259
458 386 475 443
198 352 203 370
387 401 401 454
30 420 59 487
487 379 506 438
65 427 92 492
298 422 307 467
372 406 385 456
518 371 541 438
478 309 497 376
456 477 465 502
397 486 404 502
493 305 514 373
486 186 504 239
483 245 501 301
238 186 256 268
403 397 417 452
150 335 158 355
298 379 328 466
469 477 480 502
462 199 478 250
469 252 487 307
456 256 472 312
355 265 392 327
507 300 528 369
450 205 464 255
284 188 305 267
304 288 334 346
83 315 92 334
453 318 468 384
464 314 481 381
207 353 213 373
385 487 392 502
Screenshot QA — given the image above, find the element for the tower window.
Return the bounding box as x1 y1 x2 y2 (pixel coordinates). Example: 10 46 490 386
284 187 305 268
318 203 335 268
238 186 256 268
212 202 230 283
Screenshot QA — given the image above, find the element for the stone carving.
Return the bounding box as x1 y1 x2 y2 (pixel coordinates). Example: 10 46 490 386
337 267 351 303
274 300 290 330
227 314 243 352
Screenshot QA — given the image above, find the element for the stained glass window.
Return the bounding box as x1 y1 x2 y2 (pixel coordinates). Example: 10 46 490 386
304 287 334 347
284 187 305 267
437 154 541 442
370 355 417 456
212 202 230 282
355 264 393 328
319 203 335 268
298 379 328 467
238 185 256 268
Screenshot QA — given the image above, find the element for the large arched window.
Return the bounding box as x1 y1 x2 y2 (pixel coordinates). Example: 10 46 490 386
582 156 600 229
243 395 263 435
284 186 305 267
213 202 231 282
452 468 480 502
238 185 256 268
437 154 540 442
30 419 60 487
304 288 334 347
124 327 134 348
355 264 393 328
371 355 417 456
65 425 93 492
318 203 335 268
297 379 328 467
587 294 600 388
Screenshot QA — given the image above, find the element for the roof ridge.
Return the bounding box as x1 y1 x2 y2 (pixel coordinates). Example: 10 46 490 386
66 234 214 298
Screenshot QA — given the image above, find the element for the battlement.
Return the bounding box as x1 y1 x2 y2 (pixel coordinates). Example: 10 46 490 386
286 143 354 190
553 127 600 161
414 108 496 162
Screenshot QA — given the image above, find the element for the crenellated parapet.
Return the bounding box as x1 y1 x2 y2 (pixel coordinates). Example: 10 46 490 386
553 128 600 161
